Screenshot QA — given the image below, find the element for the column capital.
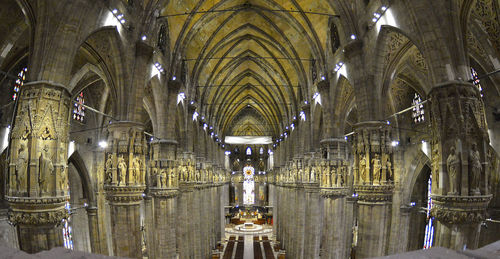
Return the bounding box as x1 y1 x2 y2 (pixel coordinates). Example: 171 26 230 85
430 194 492 225
354 185 394 203
104 186 145 205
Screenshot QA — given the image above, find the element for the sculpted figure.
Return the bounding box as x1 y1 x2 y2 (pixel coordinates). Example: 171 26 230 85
372 154 382 184
359 156 367 183
447 146 460 195
168 167 176 187
304 167 310 182
39 145 54 193
159 169 166 188
153 166 160 187
15 143 28 191
117 155 127 186
469 143 482 195
105 154 113 184
432 148 440 189
382 154 392 182
310 167 316 182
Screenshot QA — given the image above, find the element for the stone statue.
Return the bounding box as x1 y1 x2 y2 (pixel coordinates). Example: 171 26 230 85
168 167 175 187
359 156 367 183
432 148 440 190
132 157 141 184
105 154 113 184
372 154 382 184
15 143 28 192
117 155 127 186
310 167 316 182
160 169 167 188
469 143 481 195
304 166 310 182
447 146 460 195
39 145 54 193
382 154 392 182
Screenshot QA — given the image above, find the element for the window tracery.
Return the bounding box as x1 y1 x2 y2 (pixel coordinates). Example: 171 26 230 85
412 93 425 124
470 67 483 97
12 67 27 101
73 92 85 122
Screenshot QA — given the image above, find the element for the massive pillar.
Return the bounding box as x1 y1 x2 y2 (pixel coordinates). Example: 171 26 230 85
319 139 352 259
103 122 146 258
303 183 321 259
429 82 492 249
148 140 179 259
352 122 394 258
7 82 71 253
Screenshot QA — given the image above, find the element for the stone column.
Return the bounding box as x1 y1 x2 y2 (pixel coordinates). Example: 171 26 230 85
86 206 101 254
103 122 146 258
303 183 321 259
7 82 72 253
148 140 179 259
352 122 394 258
429 82 493 250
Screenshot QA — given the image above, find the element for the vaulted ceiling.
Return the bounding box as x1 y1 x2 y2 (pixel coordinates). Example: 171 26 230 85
161 0 336 138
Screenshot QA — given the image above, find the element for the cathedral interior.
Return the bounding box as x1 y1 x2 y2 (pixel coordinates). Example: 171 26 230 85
1 0 500 258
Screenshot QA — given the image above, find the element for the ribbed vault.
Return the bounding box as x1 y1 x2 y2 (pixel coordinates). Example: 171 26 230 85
161 0 335 138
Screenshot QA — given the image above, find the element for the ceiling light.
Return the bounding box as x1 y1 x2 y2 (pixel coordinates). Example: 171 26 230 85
98 140 108 148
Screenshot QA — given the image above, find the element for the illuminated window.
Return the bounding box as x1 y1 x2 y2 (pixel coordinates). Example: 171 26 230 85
73 92 85 122
423 175 434 249
470 67 483 97
243 166 255 205
246 147 252 155
259 147 264 155
62 201 74 250
12 67 27 100
412 93 425 124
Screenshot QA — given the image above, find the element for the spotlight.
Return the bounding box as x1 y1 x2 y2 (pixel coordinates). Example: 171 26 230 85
98 140 108 148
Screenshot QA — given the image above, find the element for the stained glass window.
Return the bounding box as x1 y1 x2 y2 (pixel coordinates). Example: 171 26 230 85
62 200 74 250
412 93 425 124
12 67 27 100
73 92 85 122
246 147 252 156
423 175 434 249
470 67 483 97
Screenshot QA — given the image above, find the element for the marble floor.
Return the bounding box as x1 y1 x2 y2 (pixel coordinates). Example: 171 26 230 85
222 225 278 259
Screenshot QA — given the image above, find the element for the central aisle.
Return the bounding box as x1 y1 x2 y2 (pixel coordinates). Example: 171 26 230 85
243 235 254 259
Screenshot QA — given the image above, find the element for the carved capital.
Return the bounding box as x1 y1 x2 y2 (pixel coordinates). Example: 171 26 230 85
430 194 492 224
320 187 349 198
104 185 145 205
354 184 394 203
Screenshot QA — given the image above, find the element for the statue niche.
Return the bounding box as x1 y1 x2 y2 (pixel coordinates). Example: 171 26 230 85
469 143 482 195
39 145 54 195
446 146 460 195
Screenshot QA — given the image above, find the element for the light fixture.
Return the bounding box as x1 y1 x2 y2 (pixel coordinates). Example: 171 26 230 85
299 111 306 121
117 14 124 19
141 35 147 41
172 76 177 80
193 111 199 121
112 9 118 14
391 140 399 147
98 140 108 148
381 6 387 11
321 76 326 80
350 34 357 40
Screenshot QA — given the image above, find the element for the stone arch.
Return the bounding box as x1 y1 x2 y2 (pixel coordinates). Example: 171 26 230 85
68 150 95 206
401 150 431 205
